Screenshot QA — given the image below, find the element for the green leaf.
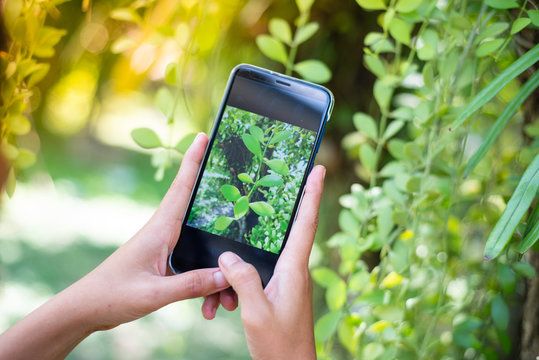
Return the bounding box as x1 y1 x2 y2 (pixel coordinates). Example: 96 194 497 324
511 17 531 35
353 112 378 140
312 267 341 287
491 295 509 330
270 130 292 144
238 173 254 184
14 149 36 169
131 128 162 149
27 63 50 87
5 114 31 135
175 133 197 153
389 17 412 45
403 142 422 160
512 261 537 278
110 7 141 22
294 60 332 83
215 216 234 231
422 62 435 89
364 53 386 78
528 10 539 26
249 125 264 142
383 120 404 140
294 22 319 45
484 154 539 260
356 0 387 10
374 79 393 111
249 201 275 216
463 71 539 178
234 196 249 218
395 0 422 12
327 280 347 310
485 0 519 9
155 87 174 119
256 35 288 64
269 18 292 45
475 39 504 57
475 23 509 44
315 310 342 342
221 184 241 202
242 133 262 158
258 174 283 187
265 159 289 175
497 263 517 294
165 62 178 85
359 143 376 172
296 0 315 12
518 218 539 253
454 318 482 349
452 44 539 129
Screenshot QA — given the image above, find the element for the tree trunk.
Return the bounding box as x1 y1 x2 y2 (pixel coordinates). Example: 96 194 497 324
520 249 539 360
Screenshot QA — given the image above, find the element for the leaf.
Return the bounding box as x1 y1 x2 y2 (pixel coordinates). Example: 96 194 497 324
5 114 31 135
491 295 509 330
512 261 537 278
296 0 315 12
484 154 539 260
249 202 275 216
423 62 435 89
249 125 264 142
27 63 50 87
294 22 319 45
389 17 412 45
165 62 178 85
485 0 519 9
238 173 254 184
356 0 387 10
380 271 403 288
327 280 347 310
312 267 341 287
528 10 539 26
258 174 283 187
383 120 404 140
475 23 509 44
395 0 422 12
175 133 197 153
518 218 539 253
265 159 289 175
475 39 504 57
131 128 162 149
270 130 292 144
353 112 378 140
256 35 288 64
463 71 539 178
364 54 386 78
315 310 342 342
110 7 141 22
452 44 539 129
242 133 262 158
110 36 137 53
221 184 241 202
269 18 292 45
497 263 517 294
359 143 376 172
14 149 36 169
155 87 174 119
215 216 234 231
374 79 393 111
294 60 332 83
234 196 249 218
511 18 531 35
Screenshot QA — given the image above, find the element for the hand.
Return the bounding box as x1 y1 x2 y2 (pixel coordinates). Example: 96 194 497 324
0 133 231 360
204 165 325 360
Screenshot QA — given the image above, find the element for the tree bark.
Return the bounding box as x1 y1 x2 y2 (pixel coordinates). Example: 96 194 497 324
520 249 539 360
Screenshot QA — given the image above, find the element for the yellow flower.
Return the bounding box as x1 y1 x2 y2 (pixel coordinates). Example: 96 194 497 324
399 229 414 241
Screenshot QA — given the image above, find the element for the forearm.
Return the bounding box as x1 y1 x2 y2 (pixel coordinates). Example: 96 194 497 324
0 282 96 360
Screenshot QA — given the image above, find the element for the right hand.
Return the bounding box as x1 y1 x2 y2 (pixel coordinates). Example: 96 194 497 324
206 165 325 359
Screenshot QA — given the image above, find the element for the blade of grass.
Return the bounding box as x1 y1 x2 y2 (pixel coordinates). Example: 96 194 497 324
463 71 539 178
484 154 539 260
451 44 539 130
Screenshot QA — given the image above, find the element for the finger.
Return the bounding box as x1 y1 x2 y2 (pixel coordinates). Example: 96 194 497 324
201 293 220 320
219 289 238 311
152 133 208 249
218 252 268 314
155 268 229 308
278 165 325 271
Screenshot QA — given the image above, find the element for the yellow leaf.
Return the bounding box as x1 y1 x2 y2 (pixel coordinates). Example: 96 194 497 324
399 229 414 240
368 320 391 332
380 271 404 288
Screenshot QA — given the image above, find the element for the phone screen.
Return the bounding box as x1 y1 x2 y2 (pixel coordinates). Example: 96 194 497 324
170 65 333 285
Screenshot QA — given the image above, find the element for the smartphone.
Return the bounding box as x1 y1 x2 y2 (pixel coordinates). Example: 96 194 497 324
169 64 334 286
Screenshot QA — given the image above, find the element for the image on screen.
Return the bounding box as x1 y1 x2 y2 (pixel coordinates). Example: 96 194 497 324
186 105 316 254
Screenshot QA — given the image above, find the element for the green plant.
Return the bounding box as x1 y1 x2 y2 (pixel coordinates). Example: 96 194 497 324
312 0 538 358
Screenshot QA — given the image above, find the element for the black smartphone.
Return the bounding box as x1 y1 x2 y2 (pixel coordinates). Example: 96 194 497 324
169 64 334 286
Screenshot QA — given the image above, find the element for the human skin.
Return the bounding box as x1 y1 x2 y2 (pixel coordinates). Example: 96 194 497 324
0 133 324 360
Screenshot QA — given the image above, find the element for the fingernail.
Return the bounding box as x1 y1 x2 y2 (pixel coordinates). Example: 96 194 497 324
321 166 326 180
195 132 205 141
213 270 228 288
219 252 240 268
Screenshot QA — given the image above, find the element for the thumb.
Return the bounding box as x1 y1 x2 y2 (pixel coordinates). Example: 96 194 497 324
218 252 268 313
154 268 229 308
